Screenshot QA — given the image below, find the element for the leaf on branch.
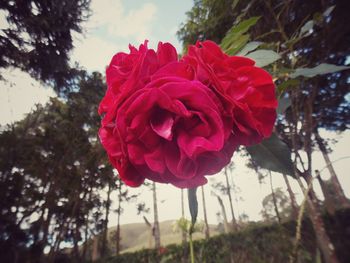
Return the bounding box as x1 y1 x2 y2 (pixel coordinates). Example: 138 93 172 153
323 5 335 17
277 79 300 96
188 188 198 226
246 50 281 67
236 41 263 56
221 16 260 54
299 20 314 37
225 35 249 55
290 63 350 78
277 96 291 115
246 133 294 176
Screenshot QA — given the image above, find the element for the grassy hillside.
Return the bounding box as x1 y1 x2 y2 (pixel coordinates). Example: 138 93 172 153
90 209 350 263
106 220 220 254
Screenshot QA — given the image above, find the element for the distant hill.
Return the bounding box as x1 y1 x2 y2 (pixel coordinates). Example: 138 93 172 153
107 220 220 254
62 219 221 260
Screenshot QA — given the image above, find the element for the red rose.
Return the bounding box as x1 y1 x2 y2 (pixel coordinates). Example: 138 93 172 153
99 41 277 188
100 58 236 187
99 41 177 115
183 40 277 145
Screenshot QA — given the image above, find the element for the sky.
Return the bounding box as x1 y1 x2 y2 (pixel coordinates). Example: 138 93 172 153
0 0 349 228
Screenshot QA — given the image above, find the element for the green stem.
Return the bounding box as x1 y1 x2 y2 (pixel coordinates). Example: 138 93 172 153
189 230 194 263
187 187 198 263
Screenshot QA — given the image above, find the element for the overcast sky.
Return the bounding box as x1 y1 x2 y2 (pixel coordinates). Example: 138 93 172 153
0 0 349 227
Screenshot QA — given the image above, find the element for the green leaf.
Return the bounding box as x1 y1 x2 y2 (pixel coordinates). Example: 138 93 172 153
236 41 263 56
246 133 294 176
290 63 350 78
299 20 314 37
221 16 260 52
246 50 281 67
231 16 260 35
225 35 249 55
323 5 335 17
277 79 300 95
188 188 198 226
277 96 291 115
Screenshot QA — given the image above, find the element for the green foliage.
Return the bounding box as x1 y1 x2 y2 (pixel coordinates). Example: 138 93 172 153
236 41 262 56
246 133 294 176
290 63 350 78
177 0 244 50
245 49 281 67
220 16 260 55
277 79 300 96
0 0 91 91
277 96 292 115
94 209 350 263
261 188 292 222
0 71 116 262
173 217 204 235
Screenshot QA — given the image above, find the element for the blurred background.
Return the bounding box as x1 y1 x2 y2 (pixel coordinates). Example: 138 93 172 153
0 0 349 262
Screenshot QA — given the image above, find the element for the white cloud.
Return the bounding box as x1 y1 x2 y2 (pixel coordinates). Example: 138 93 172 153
72 0 158 71
108 2 157 42
87 0 124 30
0 69 55 125
88 0 157 41
72 35 124 72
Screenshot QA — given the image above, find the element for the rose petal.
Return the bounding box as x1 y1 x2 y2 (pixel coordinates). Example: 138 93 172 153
150 108 174 141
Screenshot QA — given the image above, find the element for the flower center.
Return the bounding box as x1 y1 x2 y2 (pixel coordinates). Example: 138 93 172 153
150 108 174 141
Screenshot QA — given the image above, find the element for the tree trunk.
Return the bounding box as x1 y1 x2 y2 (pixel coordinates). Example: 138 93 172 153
181 189 187 243
216 195 229 233
152 182 161 249
82 214 90 260
91 235 100 262
224 167 237 231
73 226 81 261
316 170 336 215
143 216 153 248
286 65 339 263
101 183 112 256
49 219 70 263
201 186 210 238
269 172 281 224
283 174 298 220
49 196 80 262
297 173 340 263
314 131 349 208
116 192 122 256
82 190 92 260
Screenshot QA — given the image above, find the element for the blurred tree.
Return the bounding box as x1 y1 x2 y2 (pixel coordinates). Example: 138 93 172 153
0 71 115 262
113 178 137 256
261 187 292 223
0 0 90 92
223 164 238 231
177 0 235 51
152 182 161 250
136 201 153 248
211 191 229 233
211 169 238 232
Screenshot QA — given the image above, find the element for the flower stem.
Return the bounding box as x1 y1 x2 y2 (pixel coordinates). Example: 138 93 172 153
187 188 198 263
189 230 194 263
